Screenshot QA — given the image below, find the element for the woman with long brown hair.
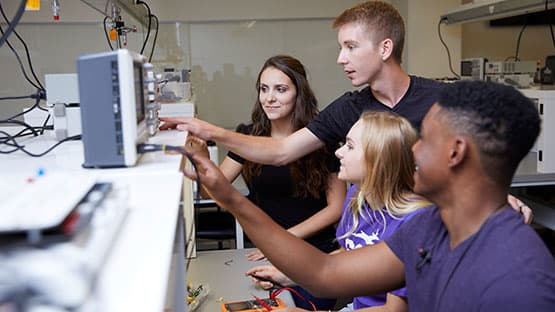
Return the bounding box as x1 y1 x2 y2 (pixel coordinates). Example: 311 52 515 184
203 55 346 310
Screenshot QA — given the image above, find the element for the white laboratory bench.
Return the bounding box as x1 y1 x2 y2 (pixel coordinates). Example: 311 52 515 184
0 127 192 312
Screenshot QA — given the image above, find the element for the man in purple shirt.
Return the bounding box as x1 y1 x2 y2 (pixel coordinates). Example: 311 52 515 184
183 80 555 311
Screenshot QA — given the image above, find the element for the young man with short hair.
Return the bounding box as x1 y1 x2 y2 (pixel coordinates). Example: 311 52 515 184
161 1 440 165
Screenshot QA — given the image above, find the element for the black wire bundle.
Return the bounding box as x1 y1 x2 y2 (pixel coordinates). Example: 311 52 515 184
0 2 51 147
0 92 53 150
0 90 49 132
0 0 25 49
6 91 47 120
0 128 78 157
136 1 160 62
0 3 45 91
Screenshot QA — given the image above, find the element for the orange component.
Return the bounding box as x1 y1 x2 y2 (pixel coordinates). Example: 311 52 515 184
25 0 40 11
109 28 117 41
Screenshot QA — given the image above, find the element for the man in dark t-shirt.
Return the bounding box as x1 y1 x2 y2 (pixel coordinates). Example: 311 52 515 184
306 76 440 151
161 2 441 164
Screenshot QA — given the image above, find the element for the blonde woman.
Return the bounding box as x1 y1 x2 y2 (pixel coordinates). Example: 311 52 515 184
247 111 431 311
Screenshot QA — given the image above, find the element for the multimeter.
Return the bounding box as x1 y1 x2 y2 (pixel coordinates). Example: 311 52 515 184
220 297 286 312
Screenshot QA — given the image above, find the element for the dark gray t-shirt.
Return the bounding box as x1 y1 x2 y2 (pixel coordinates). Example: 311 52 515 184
386 206 555 311
307 76 442 150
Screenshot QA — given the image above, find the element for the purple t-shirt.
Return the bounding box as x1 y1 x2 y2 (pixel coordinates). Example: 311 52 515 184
336 185 423 308
385 206 555 312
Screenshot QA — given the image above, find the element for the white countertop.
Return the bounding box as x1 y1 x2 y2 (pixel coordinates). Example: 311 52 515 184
0 127 190 311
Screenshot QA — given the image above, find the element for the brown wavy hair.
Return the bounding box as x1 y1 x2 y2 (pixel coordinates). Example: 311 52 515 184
241 55 331 198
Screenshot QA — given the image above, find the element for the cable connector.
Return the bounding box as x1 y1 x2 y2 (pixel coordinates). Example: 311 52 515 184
136 143 163 154
136 143 184 154
30 89 46 100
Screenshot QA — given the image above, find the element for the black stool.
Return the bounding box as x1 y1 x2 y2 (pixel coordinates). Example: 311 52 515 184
194 204 237 250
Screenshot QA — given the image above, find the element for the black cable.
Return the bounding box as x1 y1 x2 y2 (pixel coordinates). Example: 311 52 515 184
0 95 33 101
0 8 44 89
37 104 48 112
0 124 53 155
0 119 39 140
0 127 36 144
6 96 41 121
0 123 46 148
437 18 460 80
0 0 25 49
103 15 114 51
0 90 48 124
0 133 80 157
0 2 44 91
0 129 22 153
148 14 159 63
39 114 51 135
249 274 285 289
0 25 42 91
136 1 152 56
1 123 51 140
514 21 528 62
547 0 555 48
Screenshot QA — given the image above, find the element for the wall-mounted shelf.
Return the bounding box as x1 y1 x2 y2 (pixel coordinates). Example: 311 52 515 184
441 0 555 25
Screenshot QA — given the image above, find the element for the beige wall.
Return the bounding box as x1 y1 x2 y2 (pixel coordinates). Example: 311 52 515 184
7 0 363 23
405 0 462 78
462 21 553 65
188 19 352 129
4 1 549 125
0 1 359 123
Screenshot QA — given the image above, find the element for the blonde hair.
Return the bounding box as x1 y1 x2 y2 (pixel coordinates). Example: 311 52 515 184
338 112 430 239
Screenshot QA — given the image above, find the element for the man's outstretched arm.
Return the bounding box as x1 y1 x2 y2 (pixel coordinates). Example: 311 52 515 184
160 117 324 166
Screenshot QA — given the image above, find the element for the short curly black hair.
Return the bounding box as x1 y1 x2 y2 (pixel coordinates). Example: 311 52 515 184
437 80 540 185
